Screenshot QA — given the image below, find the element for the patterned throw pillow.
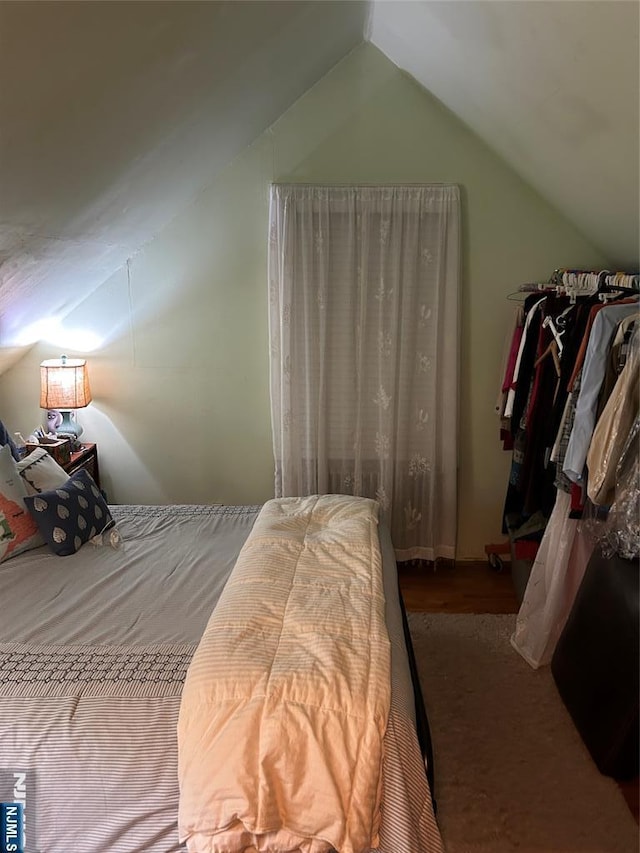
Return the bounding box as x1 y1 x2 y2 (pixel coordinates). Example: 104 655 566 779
0 443 43 562
24 468 115 557
0 419 20 461
18 447 70 495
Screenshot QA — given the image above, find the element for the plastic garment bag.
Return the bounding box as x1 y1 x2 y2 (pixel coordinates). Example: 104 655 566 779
586 415 640 561
587 339 639 506
510 490 594 669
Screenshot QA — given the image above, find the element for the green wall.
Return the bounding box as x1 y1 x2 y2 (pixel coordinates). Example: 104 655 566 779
0 44 609 557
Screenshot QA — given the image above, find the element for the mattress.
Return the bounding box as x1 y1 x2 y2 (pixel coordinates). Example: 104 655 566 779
0 503 442 853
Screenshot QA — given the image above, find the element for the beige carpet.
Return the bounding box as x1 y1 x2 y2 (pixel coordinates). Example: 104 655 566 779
408 613 638 853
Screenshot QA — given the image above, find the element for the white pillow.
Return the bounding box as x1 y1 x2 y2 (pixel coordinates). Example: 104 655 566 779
0 443 43 562
18 447 70 495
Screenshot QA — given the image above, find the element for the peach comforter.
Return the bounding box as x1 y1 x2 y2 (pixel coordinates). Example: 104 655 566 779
178 495 391 853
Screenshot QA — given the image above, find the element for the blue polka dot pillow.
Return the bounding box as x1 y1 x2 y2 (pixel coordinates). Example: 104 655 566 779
24 468 115 556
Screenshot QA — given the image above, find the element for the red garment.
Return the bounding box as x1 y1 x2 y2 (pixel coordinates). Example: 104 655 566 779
500 428 514 451
514 539 540 561
502 324 524 393
570 482 585 516
524 323 547 429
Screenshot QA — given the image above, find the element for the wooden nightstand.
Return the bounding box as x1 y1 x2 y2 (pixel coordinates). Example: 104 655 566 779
64 443 101 489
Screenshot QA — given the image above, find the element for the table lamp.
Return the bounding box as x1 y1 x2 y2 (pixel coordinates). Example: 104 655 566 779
40 355 92 445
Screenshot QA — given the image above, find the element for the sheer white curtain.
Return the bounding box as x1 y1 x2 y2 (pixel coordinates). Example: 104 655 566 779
268 184 460 560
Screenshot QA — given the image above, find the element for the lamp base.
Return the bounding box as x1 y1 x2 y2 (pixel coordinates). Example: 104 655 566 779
47 409 83 450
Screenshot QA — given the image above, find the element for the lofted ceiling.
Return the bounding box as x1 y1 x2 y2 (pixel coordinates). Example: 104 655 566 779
0 0 638 366
0 0 367 357
369 0 639 272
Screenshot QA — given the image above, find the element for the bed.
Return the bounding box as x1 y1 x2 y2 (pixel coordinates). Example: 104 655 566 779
0 444 442 853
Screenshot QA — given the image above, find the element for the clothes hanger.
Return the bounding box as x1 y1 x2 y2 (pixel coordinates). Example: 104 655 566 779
534 338 561 375
542 314 564 354
597 283 640 303
556 304 575 329
506 281 556 302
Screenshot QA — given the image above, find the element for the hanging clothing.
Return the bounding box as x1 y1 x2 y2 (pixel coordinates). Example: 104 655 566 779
595 313 638 419
500 275 639 670
545 300 593 457
503 296 545 421
496 306 524 450
587 336 639 506
566 297 638 392
501 293 584 525
563 300 639 483
591 414 640 561
510 490 594 669
496 306 524 417
518 315 562 517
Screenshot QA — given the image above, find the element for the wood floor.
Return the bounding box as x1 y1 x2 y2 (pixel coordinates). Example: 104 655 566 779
398 559 639 825
398 559 520 613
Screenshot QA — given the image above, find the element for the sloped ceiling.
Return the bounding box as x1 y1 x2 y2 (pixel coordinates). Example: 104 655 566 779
0 0 366 356
0 1 638 368
369 0 639 270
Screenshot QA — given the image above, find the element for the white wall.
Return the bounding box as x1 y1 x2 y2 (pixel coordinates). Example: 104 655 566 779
0 44 610 557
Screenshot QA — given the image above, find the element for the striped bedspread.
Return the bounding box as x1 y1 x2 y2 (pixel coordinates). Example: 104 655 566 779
0 503 442 853
178 495 391 853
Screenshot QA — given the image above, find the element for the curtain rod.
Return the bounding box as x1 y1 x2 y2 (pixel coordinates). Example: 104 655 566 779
270 182 459 188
